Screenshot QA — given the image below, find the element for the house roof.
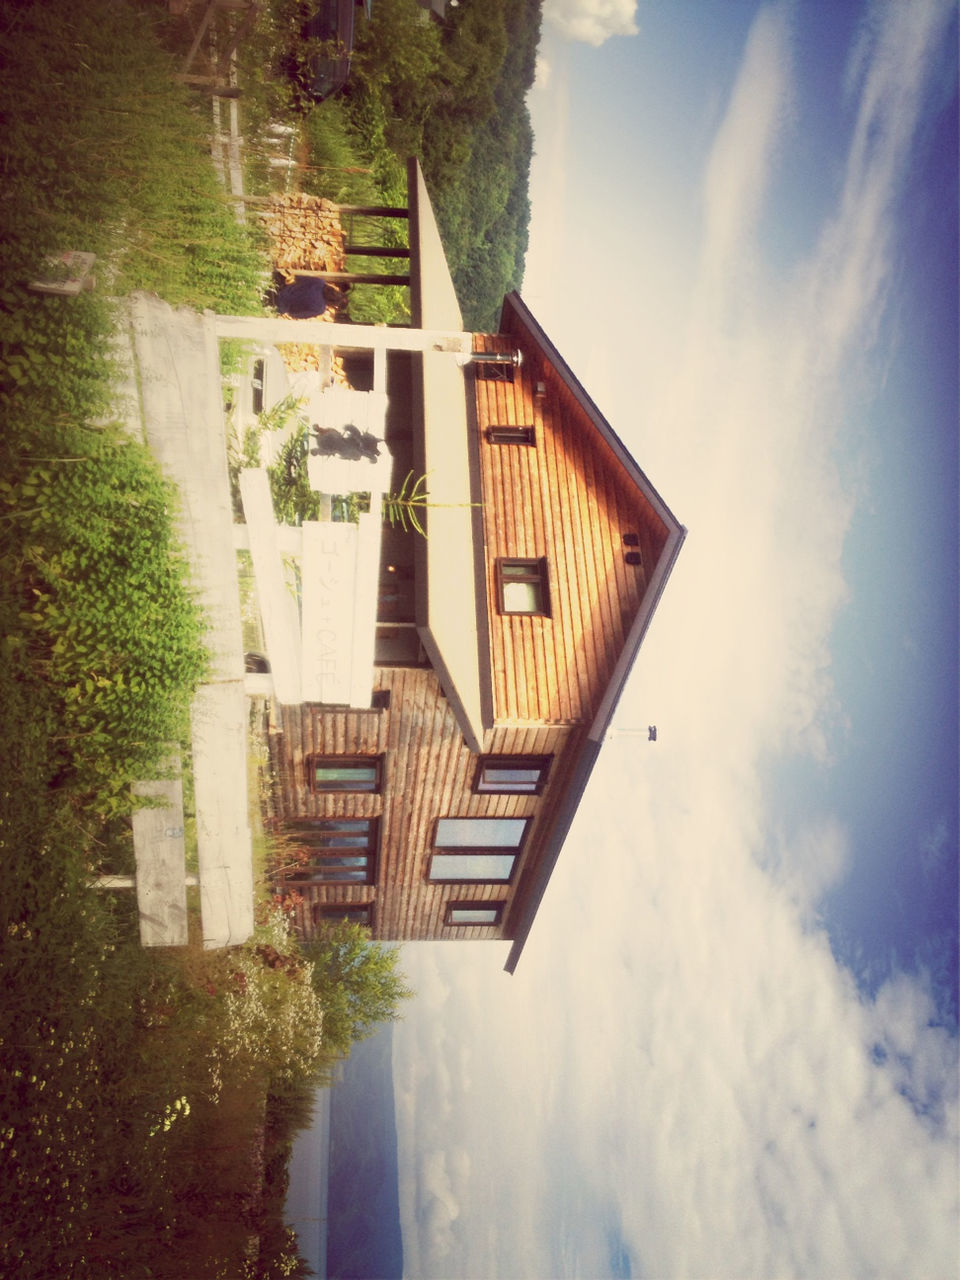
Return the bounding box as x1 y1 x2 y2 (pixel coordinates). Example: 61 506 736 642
500 291 686 972
405 162 683 965
407 158 492 753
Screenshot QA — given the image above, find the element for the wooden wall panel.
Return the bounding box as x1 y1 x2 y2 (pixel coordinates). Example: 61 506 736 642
269 319 674 947
270 672 583 943
473 328 670 728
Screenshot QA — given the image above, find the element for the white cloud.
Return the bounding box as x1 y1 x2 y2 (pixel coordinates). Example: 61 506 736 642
800 0 956 362
699 4 795 300
396 749 959 1277
394 1 959 1276
544 0 638 47
767 816 854 920
920 816 951 877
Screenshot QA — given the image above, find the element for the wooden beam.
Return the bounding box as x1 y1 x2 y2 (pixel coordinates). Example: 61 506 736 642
213 312 472 354
238 468 303 703
216 1 260 74
181 0 217 72
131 769 190 947
279 268 411 286
178 72 241 94
90 874 199 889
344 245 411 258
337 205 409 218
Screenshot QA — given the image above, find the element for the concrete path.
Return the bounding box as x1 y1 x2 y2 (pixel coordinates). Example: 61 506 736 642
125 292 254 949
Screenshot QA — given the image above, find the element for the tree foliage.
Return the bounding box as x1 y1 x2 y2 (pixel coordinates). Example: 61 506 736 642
302 921 413 1059
346 0 543 329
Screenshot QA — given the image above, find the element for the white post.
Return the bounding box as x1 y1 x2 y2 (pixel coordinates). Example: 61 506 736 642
89 874 199 889
211 313 473 356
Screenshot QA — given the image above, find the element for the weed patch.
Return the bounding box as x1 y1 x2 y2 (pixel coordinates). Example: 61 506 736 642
0 0 267 311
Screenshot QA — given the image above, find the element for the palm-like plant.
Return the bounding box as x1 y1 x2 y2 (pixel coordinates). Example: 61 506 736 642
383 471 481 538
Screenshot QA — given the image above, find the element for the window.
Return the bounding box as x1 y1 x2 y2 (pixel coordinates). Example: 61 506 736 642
428 817 528 883
474 755 551 795
311 903 373 927
429 853 517 883
285 818 378 884
486 425 535 445
474 360 516 383
306 755 381 793
444 902 504 926
496 559 550 616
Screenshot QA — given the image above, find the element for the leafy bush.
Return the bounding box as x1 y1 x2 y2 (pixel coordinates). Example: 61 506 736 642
302 919 412 1058
268 420 329 523
209 907 328 1087
347 0 541 328
3 426 208 813
0 896 328 1278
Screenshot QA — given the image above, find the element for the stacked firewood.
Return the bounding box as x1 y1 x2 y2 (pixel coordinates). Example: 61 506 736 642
277 342 348 383
261 193 345 276
260 193 349 382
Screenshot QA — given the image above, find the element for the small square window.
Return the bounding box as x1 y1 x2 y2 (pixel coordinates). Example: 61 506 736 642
475 755 551 795
496 559 550 616
306 755 381 793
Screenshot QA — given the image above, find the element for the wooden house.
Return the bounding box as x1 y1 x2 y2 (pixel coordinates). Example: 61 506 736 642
229 161 685 971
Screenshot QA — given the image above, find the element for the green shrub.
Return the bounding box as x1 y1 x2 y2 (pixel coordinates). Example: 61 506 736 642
301 919 412 1058
2 423 209 814
208 907 328 1087
0 0 266 312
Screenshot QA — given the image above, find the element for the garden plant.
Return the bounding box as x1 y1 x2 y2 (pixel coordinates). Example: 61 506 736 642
0 2 411 1276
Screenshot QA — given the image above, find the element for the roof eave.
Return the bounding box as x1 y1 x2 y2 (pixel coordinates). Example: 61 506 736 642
500 291 687 973
408 159 492 751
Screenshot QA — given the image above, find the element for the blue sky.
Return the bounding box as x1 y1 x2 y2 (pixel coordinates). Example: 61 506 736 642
388 2 958 1278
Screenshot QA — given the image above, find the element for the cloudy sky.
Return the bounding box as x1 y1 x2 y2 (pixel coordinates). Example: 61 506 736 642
388 2 959 1277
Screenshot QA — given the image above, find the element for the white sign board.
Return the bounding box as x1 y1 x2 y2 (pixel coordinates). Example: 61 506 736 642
301 522 360 704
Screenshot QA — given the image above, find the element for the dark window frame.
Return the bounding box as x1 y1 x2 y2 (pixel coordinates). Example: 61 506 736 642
311 902 373 927
428 853 519 885
285 817 379 885
444 901 505 927
427 816 530 885
473 755 552 796
495 558 551 617
485 425 536 446
474 361 516 383
305 754 382 793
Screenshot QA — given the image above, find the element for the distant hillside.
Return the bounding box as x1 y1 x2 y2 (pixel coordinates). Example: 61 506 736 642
326 1023 403 1280
351 0 543 330
419 0 542 330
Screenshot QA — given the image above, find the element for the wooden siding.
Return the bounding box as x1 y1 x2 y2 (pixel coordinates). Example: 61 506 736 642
269 318 677 948
268 668 588 942
472 334 670 727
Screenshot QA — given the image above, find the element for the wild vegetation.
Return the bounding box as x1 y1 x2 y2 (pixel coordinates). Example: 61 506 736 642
229 0 542 329
0 2 411 1275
